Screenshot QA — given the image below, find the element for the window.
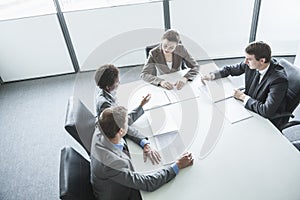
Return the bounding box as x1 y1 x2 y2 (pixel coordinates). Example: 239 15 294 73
0 0 56 21
59 0 161 12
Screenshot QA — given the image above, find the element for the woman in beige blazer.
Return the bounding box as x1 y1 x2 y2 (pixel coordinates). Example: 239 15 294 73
141 29 199 90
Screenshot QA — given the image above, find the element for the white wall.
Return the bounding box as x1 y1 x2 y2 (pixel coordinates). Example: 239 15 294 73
170 0 254 60
256 0 300 55
0 14 74 82
64 2 165 71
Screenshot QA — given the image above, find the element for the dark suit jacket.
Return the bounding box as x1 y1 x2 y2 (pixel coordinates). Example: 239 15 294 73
214 59 288 129
90 129 176 200
141 44 199 85
95 88 146 145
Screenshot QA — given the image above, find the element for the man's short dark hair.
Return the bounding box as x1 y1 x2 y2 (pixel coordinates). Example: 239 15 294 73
245 41 271 63
98 106 127 139
94 64 119 89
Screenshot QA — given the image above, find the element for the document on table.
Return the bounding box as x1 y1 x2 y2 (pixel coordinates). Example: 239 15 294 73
126 84 172 111
146 107 185 165
214 98 252 124
198 62 252 123
201 78 236 103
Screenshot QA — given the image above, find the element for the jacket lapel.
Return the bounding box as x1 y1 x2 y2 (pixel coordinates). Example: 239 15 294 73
253 63 274 98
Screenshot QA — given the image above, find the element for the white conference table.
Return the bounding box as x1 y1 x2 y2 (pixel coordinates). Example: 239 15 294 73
117 66 300 200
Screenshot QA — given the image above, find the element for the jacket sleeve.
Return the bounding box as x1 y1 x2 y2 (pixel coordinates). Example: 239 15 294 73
214 62 246 79
104 159 176 192
127 105 144 125
125 125 146 146
245 76 288 118
181 46 199 81
140 51 165 86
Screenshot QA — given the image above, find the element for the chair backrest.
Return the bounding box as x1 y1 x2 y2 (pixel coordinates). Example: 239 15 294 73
145 43 186 70
145 43 160 58
278 59 300 113
59 147 96 200
65 96 96 155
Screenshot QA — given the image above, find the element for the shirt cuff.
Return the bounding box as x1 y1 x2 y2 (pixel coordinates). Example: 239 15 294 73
171 163 179 175
243 95 251 106
140 138 150 148
209 72 215 80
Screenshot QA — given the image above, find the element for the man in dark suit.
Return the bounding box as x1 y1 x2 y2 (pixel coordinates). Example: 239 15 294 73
90 106 194 200
202 41 288 129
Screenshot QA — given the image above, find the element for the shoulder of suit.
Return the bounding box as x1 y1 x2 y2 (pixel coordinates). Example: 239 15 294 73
269 61 288 80
150 45 161 56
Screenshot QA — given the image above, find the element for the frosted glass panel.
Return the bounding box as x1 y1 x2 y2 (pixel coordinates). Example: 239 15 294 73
170 0 254 60
64 2 164 70
59 0 161 12
0 0 56 21
256 0 300 55
0 15 74 82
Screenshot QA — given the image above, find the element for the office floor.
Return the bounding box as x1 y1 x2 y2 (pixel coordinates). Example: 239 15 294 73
0 57 299 200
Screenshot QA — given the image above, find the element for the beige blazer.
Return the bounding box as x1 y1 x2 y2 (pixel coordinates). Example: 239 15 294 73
140 44 199 86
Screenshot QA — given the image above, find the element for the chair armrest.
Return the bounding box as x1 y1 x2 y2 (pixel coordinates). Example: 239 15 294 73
281 120 300 130
292 140 300 151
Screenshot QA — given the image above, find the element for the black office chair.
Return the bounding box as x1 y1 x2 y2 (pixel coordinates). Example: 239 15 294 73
64 96 96 155
59 146 96 200
273 59 300 150
145 43 187 70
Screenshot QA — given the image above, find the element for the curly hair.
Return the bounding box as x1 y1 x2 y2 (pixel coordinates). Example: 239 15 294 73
94 64 119 89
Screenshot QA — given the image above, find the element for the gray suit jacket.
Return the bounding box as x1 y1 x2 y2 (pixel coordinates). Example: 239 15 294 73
95 88 146 145
214 59 288 129
141 44 199 86
90 129 176 200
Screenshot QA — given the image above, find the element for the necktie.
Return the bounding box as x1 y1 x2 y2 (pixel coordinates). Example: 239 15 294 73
122 142 131 158
248 71 260 96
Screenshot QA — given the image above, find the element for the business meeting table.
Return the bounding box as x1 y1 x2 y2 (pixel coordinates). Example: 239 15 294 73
116 63 300 200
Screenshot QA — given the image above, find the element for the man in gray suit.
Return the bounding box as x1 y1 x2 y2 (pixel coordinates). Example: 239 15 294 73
202 41 288 129
90 106 194 200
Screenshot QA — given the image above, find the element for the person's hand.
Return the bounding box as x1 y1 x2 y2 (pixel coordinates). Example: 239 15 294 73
143 144 161 165
159 80 174 90
233 89 247 102
140 94 151 107
176 152 194 169
174 77 188 90
201 73 214 85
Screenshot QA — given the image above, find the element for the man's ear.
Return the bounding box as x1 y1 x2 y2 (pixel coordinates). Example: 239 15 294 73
260 58 266 63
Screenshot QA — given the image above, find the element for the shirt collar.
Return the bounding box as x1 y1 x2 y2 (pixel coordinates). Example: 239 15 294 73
258 63 270 76
113 138 125 151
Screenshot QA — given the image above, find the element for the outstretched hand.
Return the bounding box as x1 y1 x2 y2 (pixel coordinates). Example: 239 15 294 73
200 74 211 85
143 144 161 165
140 94 151 107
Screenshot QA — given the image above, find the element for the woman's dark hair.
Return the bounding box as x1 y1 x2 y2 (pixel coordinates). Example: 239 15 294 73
94 64 119 89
